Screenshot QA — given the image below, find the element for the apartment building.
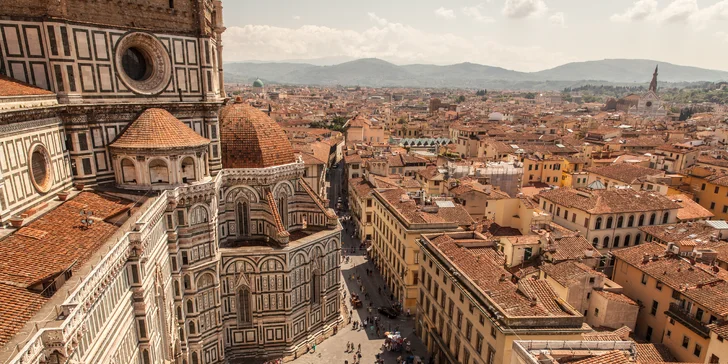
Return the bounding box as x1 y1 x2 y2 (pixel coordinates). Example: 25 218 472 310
371 188 473 309
522 155 565 186
416 232 590 364
682 166 728 220
611 243 728 363
650 144 701 172
537 188 680 270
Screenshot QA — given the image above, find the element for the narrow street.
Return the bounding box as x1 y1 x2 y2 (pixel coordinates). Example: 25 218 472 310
291 193 428 364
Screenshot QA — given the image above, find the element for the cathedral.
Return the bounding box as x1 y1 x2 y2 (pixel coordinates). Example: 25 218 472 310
0 1 342 364
628 65 668 118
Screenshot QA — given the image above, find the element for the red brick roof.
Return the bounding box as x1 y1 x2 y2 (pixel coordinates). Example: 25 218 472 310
0 284 48 346
538 188 680 214
220 98 296 169
0 74 54 97
111 108 210 150
572 351 630 364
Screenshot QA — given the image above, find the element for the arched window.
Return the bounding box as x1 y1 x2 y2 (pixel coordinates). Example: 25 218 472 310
121 158 137 183
186 299 194 314
174 280 180 296
624 234 631 246
635 233 642 245
191 352 199 364
606 217 613 229
649 213 656 225
595 217 602 230
188 321 196 335
179 327 184 341
238 286 252 325
183 275 191 290
617 216 624 228
638 214 645 226
176 306 182 320
180 157 196 183
142 350 150 364
602 236 610 249
149 159 170 184
237 201 250 237
662 212 669 224
311 269 321 304
628 215 635 227
189 205 208 225
613 236 620 248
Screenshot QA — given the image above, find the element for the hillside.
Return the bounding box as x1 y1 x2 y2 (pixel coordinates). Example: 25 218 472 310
224 58 728 90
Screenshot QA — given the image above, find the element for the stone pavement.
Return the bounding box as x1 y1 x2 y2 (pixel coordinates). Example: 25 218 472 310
289 217 428 364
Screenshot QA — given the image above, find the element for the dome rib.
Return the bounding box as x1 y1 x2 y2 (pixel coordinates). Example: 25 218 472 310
110 108 210 150
220 99 295 169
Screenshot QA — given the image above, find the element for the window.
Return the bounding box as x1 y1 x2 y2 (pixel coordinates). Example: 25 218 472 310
656 281 663 290
463 349 470 364
617 216 624 228
711 202 716 210
696 308 704 321
701 183 706 190
594 308 599 317
238 287 252 325
589 277 595 284
606 216 613 229
476 334 484 354
649 213 656 225
650 300 658 316
466 321 473 340
456 310 463 329
666 330 671 337
624 234 631 246
710 354 720 363
592 237 599 247
490 326 496 338
682 335 690 348
564 210 568 219
715 186 720 194
635 233 642 245
595 217 602 230
663 212 669 224
628 215 635 227
613 235 620 247
77 133 89 151
638 214 645 226
641 274 648 285
556 207 561 216
602 236 610 248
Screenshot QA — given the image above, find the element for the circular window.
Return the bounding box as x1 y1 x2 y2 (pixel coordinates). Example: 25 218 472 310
121 47 150 81
114 32 172 95
29 144 52 193
646 101 653 107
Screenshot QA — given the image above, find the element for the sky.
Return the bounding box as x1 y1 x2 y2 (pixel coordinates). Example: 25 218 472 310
221 0 728 72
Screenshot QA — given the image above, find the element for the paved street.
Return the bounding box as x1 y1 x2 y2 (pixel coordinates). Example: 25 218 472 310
290 211 428 364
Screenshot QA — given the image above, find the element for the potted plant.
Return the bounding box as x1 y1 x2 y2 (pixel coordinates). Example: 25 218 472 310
75 183 85 191
9 215 23 228
57 190 70 201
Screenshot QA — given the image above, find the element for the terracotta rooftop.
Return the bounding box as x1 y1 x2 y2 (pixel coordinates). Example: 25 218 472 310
538 188 680 214
586 164 664 184
0 192 132 346
639 222 718 244
572 351 630 364
111 108 210 150
0 74 54 97
427 234 578 318
220 98 296 169
546 235 603 262
633 343 677 363
670 194 714 221
376 188 473 227
542 261 604 287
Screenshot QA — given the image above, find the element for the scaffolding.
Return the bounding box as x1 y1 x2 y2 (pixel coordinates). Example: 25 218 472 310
475 161 523 197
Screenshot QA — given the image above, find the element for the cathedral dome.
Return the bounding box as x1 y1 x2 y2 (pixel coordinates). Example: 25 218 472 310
220 97 295 169
252 78 264 88
110 108 210 150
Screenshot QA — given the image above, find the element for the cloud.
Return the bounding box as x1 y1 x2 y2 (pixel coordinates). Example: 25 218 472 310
292 15 301 20
610 0 657 22
434 7 456 19
717 31 728 43
502 0 548 19
461 4 495 22
549 12 566 27
611 0 728 26
222 13 571 72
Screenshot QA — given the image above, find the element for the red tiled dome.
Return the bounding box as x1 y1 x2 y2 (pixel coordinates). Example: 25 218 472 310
111 108 210 150
220 98 295 169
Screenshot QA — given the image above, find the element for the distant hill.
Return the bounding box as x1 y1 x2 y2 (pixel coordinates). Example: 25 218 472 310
224 58 728 90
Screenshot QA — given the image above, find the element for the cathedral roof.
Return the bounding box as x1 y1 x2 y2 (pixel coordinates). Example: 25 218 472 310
110 108 210 150
0 74 54 97
220 97 296 169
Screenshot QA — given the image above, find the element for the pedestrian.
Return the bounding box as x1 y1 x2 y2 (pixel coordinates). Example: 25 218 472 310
346 341 351 352
312 343 316 353
358 343 361 352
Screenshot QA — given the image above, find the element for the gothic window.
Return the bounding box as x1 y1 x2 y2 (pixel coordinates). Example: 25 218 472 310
237 201 250 236
142 350 150 364
188 321 196 335
189 206 208 225
183 275 191 290
277 195 288 228
238 287 252 325
186 300 194 314
311 269 321 304
191 352 199 364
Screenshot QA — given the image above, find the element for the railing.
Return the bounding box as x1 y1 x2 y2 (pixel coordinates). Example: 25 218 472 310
666 303 711 338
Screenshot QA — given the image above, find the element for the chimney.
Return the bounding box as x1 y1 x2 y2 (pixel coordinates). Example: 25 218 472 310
530 297 538 307
642 254 650 264
499 274 507 282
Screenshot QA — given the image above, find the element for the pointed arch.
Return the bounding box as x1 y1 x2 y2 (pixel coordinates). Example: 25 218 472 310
236 200 250 237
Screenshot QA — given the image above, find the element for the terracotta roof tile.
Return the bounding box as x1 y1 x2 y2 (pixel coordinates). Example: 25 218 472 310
634 343 677 363
586 164 663 184
220 99 296 168
572 351 630 364
0 284 48 346
0 74 54 97
538 188 680 214
111 108 210 150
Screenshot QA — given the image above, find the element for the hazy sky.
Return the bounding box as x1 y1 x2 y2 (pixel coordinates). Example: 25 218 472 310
221 0 728 72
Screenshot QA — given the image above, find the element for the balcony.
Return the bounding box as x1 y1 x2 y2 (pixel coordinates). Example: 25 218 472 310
666 303 711 338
